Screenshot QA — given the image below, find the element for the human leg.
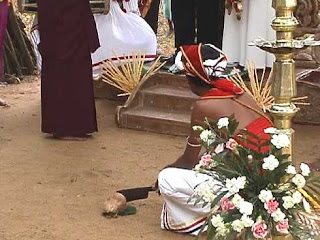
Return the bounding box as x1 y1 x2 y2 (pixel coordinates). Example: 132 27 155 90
197 0 225 48
171 0 195 49
144 0 160 34
158 167 216 235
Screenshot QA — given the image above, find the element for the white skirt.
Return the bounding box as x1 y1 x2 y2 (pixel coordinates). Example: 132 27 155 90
158 168 221 236
91 0 157 76
222 0 275 68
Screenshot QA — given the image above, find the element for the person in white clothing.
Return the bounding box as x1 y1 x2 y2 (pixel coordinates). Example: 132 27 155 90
29 0 157 77
91 0 157 76
103 44 268 236
222 0 275 68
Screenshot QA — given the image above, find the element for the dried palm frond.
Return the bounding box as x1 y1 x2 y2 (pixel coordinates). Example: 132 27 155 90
228 60 274 112
101 51 164 96
297 211 320 236
292 96 311 106
228 61 310 111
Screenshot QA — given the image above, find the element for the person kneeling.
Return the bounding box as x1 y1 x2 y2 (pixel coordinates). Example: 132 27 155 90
104 43 272 236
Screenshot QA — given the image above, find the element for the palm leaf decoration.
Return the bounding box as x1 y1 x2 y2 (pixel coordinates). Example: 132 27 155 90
101 51 164 96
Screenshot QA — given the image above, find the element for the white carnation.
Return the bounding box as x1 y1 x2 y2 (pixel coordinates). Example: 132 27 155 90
214 143 225 154
239 201 253 216
217 117 229 129
232 219 244 232
207 138 215 146
226 176 246 194
200 129 215 143
262 155 279 171
282 196 295 209
271 208 286 222
216 226 230 237
271 133 290 149
264 127 277 134
286 165 297 175
192 125 204 131
236 176 247 190
300 163 311 177
211 214 224 228
203 193 216 203
241 215 254 227
292 174 306 188
232 194 244 208
259 189 273 203
195 181 216 203
292 191 303 204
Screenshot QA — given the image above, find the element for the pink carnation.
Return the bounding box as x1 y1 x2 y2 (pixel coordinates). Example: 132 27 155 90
251 221 268 239
219 197 235 211
276 219 289 234
264 198 279 214
226 138 238 151
200 154 212 167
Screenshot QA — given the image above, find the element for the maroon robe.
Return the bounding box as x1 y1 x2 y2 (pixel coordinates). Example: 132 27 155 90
38 0 100 136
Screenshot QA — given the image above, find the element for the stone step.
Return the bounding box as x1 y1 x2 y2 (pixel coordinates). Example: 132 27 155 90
141 85 198 111
157 72 190 88
119 106 191 136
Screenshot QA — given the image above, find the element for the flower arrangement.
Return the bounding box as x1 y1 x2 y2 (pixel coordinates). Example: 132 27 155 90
191 115 320 239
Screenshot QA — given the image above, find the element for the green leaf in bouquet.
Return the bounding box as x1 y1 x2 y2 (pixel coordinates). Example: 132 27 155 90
202 201 209 208
188 195 205 206
204 117 216 130
275 154 291 162
215 166 241 178
239 129 263 141
211 191 228 210
270 162 291 183
206 221 216 240
235 135 261 149
226 114 239 136
258 140 274 150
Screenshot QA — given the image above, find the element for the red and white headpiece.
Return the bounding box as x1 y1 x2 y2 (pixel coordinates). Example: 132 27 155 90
176 43 244 97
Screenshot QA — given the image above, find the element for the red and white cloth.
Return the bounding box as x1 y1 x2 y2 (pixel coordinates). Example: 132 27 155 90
158 168 219 235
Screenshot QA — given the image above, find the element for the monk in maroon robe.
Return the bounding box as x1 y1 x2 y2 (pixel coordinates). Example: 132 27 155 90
0 0 10 82
38 0 100 137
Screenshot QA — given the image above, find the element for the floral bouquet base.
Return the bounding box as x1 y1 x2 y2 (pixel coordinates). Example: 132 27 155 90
190 115 320 240
237 232 293 240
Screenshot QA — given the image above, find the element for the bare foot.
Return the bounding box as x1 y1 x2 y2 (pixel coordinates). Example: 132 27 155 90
103 192 127 215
